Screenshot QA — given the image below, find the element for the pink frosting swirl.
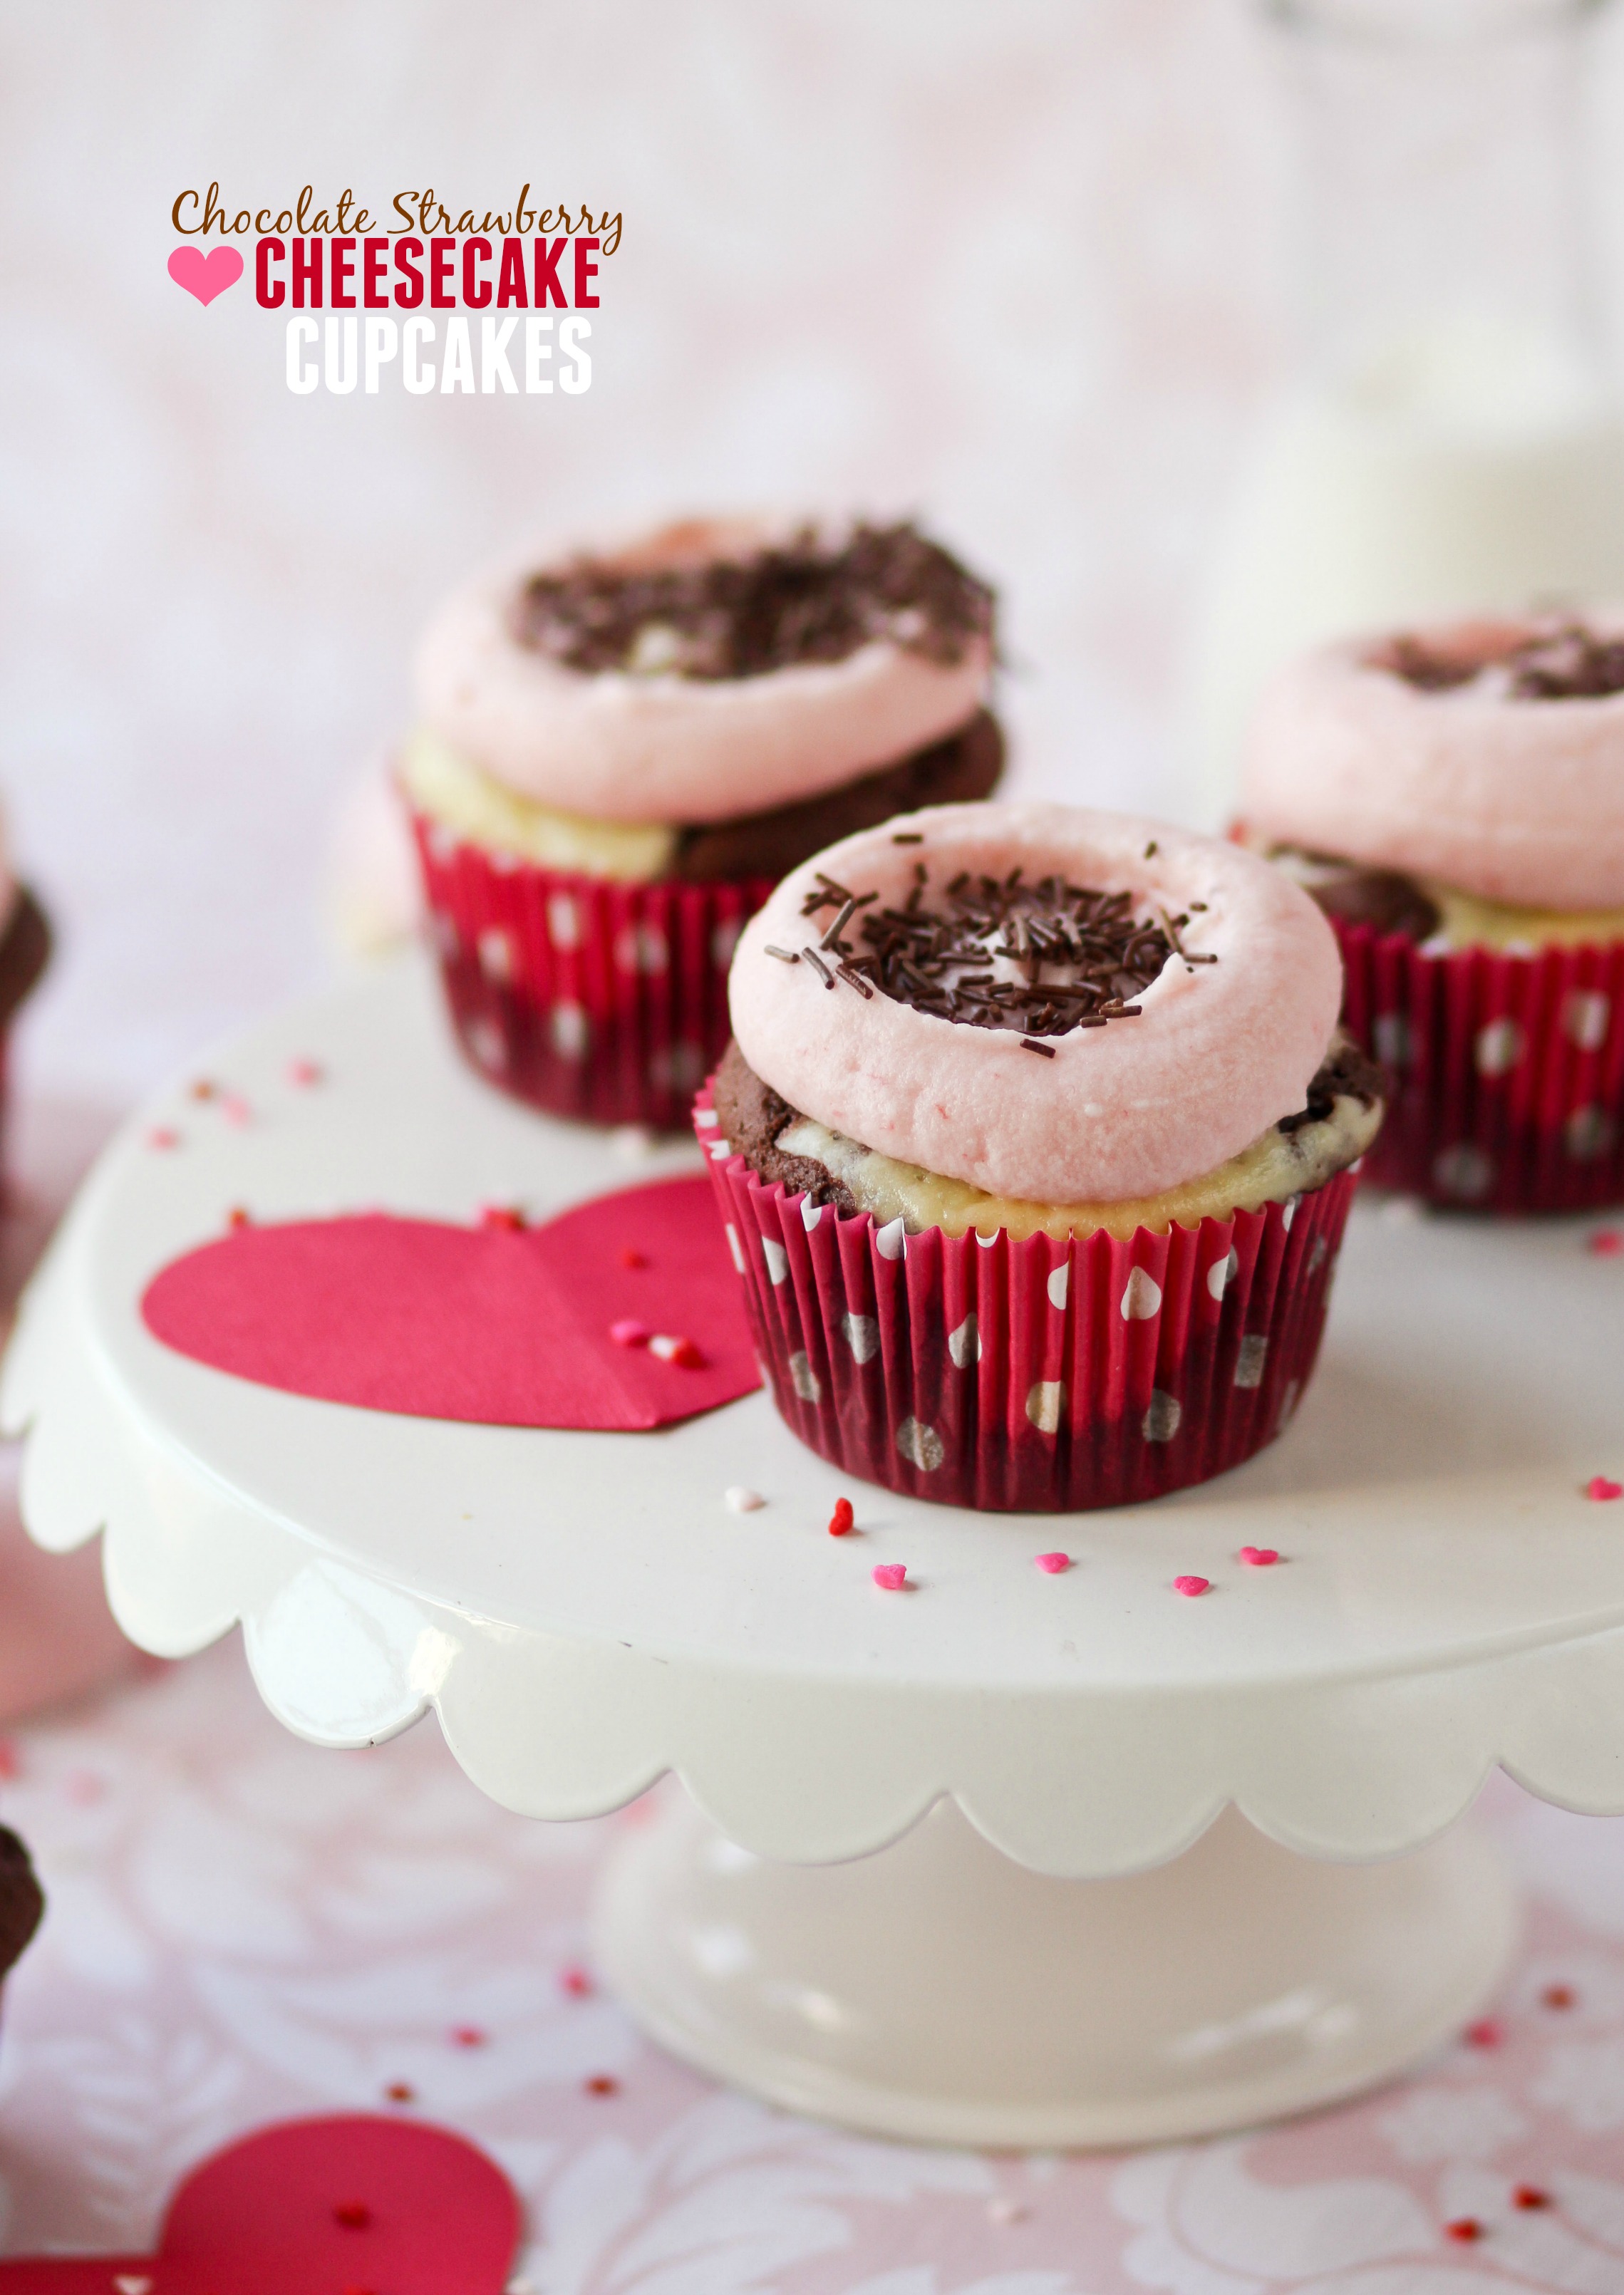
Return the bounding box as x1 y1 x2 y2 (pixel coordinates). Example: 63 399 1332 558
414 519 993 827
730 803 1342 1204
1241 618 1624 910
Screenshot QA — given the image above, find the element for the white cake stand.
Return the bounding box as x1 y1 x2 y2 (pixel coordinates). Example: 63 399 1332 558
9 954 1624 2147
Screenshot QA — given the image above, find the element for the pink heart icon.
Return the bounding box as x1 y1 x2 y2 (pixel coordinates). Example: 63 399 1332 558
167 245 244 306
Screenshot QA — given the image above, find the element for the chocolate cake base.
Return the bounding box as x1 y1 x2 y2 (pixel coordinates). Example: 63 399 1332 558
0 1825 43 1977
673 709 1003 883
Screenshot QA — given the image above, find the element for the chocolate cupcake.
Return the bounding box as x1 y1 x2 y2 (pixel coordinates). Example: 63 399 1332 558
1241 616 1624 1209
403 518 1002 1128
0 1824 43 1987
699 802 1382 1511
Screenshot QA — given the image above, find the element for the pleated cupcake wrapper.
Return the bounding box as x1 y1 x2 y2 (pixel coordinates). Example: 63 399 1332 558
410 808 774 1130
1334 918 1624 1213
698 1089 1357 1512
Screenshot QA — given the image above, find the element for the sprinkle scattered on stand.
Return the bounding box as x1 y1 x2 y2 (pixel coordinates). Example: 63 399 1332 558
0 1742 19 1781
1444 2218 1482 2243
1543 1982 1576 2009
725 1486 765 1513
383 2082 415 2104
227 1206 251 1231
287 1057 324 1087
1034 1551 1070 1574
221 1094 252 1127
872 1564 908 1591
1238 1546 1279 1567
148 1126 180 1151
333 2202 372 2229
610 1319 651 1347
559 1964 594 1998
1586 1476 1623 1502
1514 2186 1551 2210
584 2073 619 2096
619 1246 648 1268
1588 1229 1623 1256
450 2024 487 2048
1172 1575 1210 1597
1464 2016 1504 2048
828 1496 855 1537
648 1332 705 1367
480 1203 525 1231
190 1079 217 1102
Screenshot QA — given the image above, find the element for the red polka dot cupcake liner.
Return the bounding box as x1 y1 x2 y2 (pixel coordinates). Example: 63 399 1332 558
1333 918 1624 1213
698 1086 1357 1511
409 809 774 1129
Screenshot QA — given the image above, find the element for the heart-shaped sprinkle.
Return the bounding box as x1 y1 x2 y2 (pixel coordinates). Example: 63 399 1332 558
648 1332 704 1367
1238 1545 1279 1566
1543 1982 1576 2008
1444 2218 1482 2243
480 1205 525 1231
1514 2185 1551 2210
584 2073 619 2095
148 1126 180 1151
609 1318 650 1347
1172 1575 1210 1597
1587 1476 1624 1502
1034 1551 1070 1574
872 1564 908 1590
828 1497 855 1537
1464 2016 1504 2048
333 2200 372 2227
1588 1229 1624 1256
725 1486 765 1513
287 1056 323 1087
559 1964 594 1997
450 2024 487 2048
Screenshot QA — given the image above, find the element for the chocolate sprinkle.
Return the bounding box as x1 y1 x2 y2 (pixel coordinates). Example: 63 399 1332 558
790 863 1191 1036
512 522 993 680
1379 621 1624 701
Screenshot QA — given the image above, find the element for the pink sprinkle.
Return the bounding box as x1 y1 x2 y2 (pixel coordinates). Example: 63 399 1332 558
0 1741 19 1781
480 1204 525 1231
648 1332 705 1367
450 2024 487 2048
148 1126 180 1151
610 1319 651 1347
559 1963 594 1998
1238 1545 1279 1567
1034 1551 1070 1574
1586 1476 1624 1503
221 1094 252 1126
1172 1575 1210 1597
1464 2016 1504 2048
872 1564 909 1591
287 1057 324 1087
1588 1229 1624 1257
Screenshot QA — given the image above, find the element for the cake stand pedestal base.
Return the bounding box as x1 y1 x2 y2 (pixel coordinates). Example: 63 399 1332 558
594 1794 1518 2149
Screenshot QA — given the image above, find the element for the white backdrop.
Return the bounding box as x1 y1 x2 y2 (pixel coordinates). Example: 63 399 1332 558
4 0 1622 1107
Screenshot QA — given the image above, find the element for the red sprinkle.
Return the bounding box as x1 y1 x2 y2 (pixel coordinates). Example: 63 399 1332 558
450 2024 487 2048
333 2202 372 2229
383 2082 415 2103
1238 1546 1279 1567
619 1247 648 1268
1034 1551 1070 1573
610 1319 651 1347
1542 1982 1576 2009
559 1963 594 1998
872 1564 908 1591
1464 2016 1504 2048
480 1204 525 1231
1588 1229 1624 1256
227 1206 251 1230
1513 2185 1551 2210
287 1057 323 1087
828 1497 855 1537
1172 1575 1210 1597
1444 2218 1482 2243
1586 1476 1623 1502
648 1333 705 1367
584 2073 619 2095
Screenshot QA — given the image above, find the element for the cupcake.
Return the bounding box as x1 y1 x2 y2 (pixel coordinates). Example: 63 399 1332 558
0 832 51 1189
699 802 1382 1511
0 1823 43 1992
1241 615 1624 1210
403 517 1002 1129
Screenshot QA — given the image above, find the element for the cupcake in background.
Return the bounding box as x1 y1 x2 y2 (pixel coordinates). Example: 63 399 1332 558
701 802 1381 1511
402 517 1002 1129
0 1825 42 1993
1240 615 1624 1211
0 813 50 1195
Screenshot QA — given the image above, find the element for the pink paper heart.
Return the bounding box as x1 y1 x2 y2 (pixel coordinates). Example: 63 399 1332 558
141 1175 759 1431
167 245 244 305
0 2113 519 2291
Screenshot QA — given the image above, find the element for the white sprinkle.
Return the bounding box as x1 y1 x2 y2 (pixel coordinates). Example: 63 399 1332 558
725 1486 765 1513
